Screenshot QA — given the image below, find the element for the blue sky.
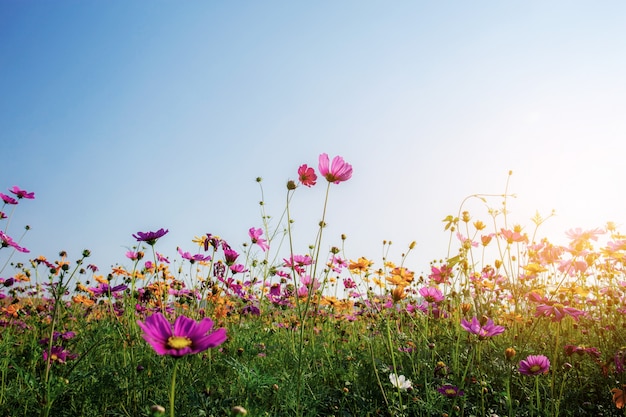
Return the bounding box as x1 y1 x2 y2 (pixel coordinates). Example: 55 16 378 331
2 2 626 275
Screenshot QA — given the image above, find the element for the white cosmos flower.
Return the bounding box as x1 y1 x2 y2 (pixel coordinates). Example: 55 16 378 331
389 373 412 391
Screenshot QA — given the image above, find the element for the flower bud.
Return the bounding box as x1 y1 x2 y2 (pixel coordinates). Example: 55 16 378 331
505 347 516 360
286 180 297 190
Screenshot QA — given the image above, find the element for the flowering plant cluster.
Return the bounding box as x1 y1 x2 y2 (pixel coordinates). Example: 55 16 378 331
2 165 626 416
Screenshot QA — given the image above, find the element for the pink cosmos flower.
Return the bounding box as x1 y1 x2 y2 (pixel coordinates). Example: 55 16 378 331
249 227 269 252
137 312 226 357
0 231 29 253
518 354 550 376
419 286 444 304
9 186 35 199
429 264 453 285
318 153 353 184
0 193 18 205
460 316 505 339
177 247 212 263
500 228 528 244
297 164 317 187
534 302 585 322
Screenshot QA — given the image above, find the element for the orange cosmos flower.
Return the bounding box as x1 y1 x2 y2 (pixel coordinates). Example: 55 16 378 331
612 385 626 409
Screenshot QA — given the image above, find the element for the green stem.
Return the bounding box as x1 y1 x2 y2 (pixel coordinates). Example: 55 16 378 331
170 360 178 417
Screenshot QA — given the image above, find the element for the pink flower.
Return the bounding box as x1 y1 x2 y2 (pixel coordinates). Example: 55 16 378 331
518 354 550 376
460 316 505 339
534 302 585 322
429 264 453 285
0 193 18 205
419 286 444 304
318 153 353 184
249 227 269 252
0 231 29 253
9 186 35 199
136 312 226 357
297 164 317 187
177 247 212 263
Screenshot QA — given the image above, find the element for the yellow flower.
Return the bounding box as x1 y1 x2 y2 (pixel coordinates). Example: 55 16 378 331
349 257 373 273
386 267 415 286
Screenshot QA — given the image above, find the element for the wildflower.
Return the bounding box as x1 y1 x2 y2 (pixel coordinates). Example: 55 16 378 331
318 153 353 184
137 312 226 357
177 247 212 263
248 227 269 252
518 354 550 376
133 228 169 246
429 264 453 285
437 384 464 397
500 227 528 244
297 164 317 187
9 186 35 199
389 373 412 391
534 302 585 322
612 385 626 409
505 347 517 360
126 250 144 261
419 286 444 304
43 346 76 365
0 231 29 253
461 316 505 339
564 345 601 359
387 267 415 286
348 257 373 273
0 193 18 205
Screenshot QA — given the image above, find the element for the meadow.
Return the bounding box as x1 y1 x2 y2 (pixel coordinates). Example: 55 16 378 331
1 154 625 417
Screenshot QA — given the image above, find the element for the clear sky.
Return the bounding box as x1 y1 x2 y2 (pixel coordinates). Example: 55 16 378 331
2 1 626 276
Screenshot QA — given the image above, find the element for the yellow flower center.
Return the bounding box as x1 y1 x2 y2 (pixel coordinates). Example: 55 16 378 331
51 354 58 361
445 388 457 395
529 364 542 373
167 336 192 350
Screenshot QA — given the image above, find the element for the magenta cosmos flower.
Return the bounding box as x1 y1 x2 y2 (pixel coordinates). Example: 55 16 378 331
133 228 169 246
9 186 35 199
437 384 464 397
0 193 18 205
518 354 550 376
419 286 444 303
297 164 317 187
318 153 353 184
249 227 269 252
137 312 226 357
534 302 585 322
461 316 505 339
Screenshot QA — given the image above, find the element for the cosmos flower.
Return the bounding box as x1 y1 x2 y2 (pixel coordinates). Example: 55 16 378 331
297 164 317 187
9 186 35 199
136 312 226 357
437 384 464 397
0 193 18 205
43 346 77 365
177 247 212 263
419 286 444 304
249 227 269 252
132 228 169 246
518 354 550 376
0 231 29 253
460 316 505 339
318 153 353 184
429 264 453 285
534 302 585 322
389 373 412 391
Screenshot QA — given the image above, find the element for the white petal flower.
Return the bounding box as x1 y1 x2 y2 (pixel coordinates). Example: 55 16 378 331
389 373 412 391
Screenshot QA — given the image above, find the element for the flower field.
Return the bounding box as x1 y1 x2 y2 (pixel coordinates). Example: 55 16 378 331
1 154 626 417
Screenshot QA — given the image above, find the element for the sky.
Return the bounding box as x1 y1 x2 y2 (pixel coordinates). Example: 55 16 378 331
2 1 626 278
